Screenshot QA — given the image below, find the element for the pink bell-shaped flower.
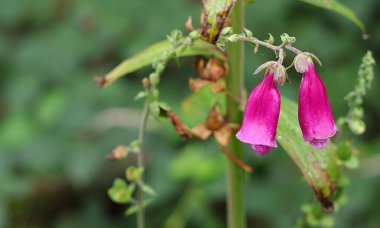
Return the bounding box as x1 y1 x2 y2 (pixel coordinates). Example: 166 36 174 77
298 57 337 149
236 70 281 155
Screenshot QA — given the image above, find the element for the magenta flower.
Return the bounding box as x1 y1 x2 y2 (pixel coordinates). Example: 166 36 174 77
298 58 337 149
236 70 281 155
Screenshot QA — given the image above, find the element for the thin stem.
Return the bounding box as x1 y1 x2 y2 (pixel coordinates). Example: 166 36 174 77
226 0 246 227
137 93 150 228
239 36 282 51
238 36 308 56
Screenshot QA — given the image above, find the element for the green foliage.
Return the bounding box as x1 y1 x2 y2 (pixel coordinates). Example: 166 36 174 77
101 37 226 88
300 0 366 34
0 0 378 227
277 98 340 208
108 178 136 204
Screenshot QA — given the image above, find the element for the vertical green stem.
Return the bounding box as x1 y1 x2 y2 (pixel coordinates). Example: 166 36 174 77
226 0 246 227
137 96 150 228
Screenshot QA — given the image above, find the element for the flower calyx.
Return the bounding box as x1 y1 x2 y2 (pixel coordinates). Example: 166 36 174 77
254 61 287 87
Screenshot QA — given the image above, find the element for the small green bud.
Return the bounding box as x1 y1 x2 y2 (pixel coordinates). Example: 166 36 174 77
336 141 352 161
129 140 141 153
149 73 160 86
189 30 200 40
220 27 233 36
152 88 160 101
266 33 274 44
243 28 253 37
108 178 135 204
280 33 296 44
126 166 144 182
349 119 365 135
227 34 239 42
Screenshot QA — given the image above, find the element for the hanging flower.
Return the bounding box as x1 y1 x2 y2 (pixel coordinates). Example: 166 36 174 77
236 70 281 155
297 56 337 149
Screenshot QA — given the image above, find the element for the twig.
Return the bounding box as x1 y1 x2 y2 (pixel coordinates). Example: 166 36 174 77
137 89 150 228
220 146 253 173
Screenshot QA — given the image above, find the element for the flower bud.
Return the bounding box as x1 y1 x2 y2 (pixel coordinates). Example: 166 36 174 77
126 166 144 182
273 64 286 87
294 54 310 73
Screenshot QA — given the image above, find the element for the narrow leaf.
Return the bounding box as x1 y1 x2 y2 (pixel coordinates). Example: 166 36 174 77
277 97 340 211
300 0 366 34
100 39 226 88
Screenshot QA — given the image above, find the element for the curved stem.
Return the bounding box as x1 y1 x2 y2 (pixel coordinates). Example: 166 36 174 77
137 94 150 228
226 0 246 227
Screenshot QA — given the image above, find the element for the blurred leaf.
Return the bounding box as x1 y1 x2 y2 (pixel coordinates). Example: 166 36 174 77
181 85 226 126
126 166 144 182
300 0 366 34
0 114 33 150
138 182 157 196
102 39 226 88
125 200 153 216
169 144 224 182
36 89 68 126
342 155 359 169
201 0 236 43
336 141 352 161
277 97 340 210
108 178 135 204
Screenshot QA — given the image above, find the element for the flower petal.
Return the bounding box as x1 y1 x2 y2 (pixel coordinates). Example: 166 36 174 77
236 71 281 155
298 60 337 149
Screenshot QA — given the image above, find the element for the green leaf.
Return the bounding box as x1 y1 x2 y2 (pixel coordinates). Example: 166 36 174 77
125 199 153 216
181 85 226 126
107 178 135 204
202 0 236 43
101 39 226 88
300 0 366 34
138 182 157 196
277 97 340 210
125 166 144 182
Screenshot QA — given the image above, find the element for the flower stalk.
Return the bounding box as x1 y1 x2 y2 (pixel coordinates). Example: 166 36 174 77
226 0 246 227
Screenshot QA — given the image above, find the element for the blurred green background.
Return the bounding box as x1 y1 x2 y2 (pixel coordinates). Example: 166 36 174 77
0 0 379 227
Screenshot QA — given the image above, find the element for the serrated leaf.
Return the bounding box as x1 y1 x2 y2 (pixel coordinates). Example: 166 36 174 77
300 0 366 34
277 97 340 211
201 0 236 43
101 39 226 88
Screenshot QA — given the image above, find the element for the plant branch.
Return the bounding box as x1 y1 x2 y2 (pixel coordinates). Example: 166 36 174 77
137 90 150 228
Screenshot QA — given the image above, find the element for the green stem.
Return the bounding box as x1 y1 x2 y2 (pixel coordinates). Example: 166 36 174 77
226 0 246 228
137 95 150 228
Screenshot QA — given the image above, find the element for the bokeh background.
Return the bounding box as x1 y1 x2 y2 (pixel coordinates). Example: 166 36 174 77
0 0 379 227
